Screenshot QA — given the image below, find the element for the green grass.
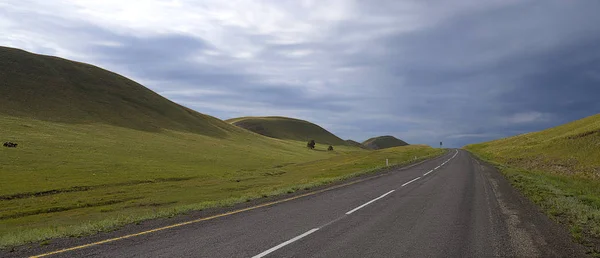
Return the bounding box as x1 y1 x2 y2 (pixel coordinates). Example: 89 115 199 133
226 116 347 145
0 115 443 248
465 113 600 255
362 135 408 150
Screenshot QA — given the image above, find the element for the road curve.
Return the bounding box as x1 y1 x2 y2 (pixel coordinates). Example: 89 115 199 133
8 149 587 257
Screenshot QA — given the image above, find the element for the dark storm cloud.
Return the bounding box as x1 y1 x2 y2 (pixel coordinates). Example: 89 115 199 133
2 0 599 147
82 30 360 117
85 34 245 85
326 0 600 146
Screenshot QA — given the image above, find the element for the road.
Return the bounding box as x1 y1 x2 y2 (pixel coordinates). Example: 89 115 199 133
11 149 586 257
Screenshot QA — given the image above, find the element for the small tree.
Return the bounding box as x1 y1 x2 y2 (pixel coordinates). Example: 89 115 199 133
327 145 334 151
307 140 316 149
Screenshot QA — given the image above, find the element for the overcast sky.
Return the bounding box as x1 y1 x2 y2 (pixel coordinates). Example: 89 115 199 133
2 0 599 147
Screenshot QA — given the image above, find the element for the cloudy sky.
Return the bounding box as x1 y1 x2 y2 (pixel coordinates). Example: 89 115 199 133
2 0 599 147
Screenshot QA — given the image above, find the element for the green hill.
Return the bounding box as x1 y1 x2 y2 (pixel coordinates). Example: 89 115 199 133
0 46 237 138
345 139 369 149
362 135 409 150
466 113 600 176
465 113 600 252
226 116 347 145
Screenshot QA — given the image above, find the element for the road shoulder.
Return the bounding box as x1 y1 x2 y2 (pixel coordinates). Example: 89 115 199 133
469 152 589 257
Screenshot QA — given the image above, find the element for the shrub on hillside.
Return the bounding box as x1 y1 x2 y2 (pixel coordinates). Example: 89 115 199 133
328 145 334 151
307 140 315 149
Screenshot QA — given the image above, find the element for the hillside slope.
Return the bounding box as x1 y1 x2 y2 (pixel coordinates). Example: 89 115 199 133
466 113 600 176
362 135 409 150
465 113 600 253
227 116 347 145
0 46 237 137
345 139 369 149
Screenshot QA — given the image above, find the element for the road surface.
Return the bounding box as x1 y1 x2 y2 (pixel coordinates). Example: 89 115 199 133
9 149 586 257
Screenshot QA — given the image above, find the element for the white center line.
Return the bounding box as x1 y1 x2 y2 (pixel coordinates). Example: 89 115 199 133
345 190 395 215
255 150 460 257
252 228 320 258
401 177 421 187
423 150 459 177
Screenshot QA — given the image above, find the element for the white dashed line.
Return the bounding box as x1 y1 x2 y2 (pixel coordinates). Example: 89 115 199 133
422 150 459 176
345 190 395 215
401 177 421 187
252 228 320 258
255 149 461 258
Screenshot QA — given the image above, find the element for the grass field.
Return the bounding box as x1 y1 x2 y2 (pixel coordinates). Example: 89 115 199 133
465 113 600 255
227 116 348 145
0 115 443 248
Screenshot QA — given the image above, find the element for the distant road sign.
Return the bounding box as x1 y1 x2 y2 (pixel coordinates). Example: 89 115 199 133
440 141 443 147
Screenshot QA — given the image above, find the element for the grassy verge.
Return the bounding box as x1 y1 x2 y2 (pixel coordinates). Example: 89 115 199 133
466 147 600 256
0 116 443 248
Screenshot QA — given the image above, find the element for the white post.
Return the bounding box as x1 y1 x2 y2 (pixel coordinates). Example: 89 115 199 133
386 159 389 166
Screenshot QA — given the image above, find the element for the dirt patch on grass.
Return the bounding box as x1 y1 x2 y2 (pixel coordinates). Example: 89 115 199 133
272 163 294 168
0 177 197 201
124 201 178 208
568 129 600 140
263 170 287 176
0 197 143 220
0 186 93 201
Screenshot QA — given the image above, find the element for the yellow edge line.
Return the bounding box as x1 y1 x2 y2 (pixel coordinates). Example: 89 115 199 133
30 175 381 258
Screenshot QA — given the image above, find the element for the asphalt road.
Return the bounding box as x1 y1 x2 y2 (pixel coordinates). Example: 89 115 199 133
11 149 587 257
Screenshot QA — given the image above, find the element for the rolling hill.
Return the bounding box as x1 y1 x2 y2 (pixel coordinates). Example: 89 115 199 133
362 135 409 150
0 46 237 138
465 113 600 252
227 116 347 145
345 139 369 149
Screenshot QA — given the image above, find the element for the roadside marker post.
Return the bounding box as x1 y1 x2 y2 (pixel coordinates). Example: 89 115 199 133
386 159 389 166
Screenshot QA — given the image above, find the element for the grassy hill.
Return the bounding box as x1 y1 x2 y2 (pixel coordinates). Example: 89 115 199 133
345 139 369 149
0 46 237 138
227 116 347 145
465 113 600 253
0 46 445 248
466 114 600 176
362 135 409 150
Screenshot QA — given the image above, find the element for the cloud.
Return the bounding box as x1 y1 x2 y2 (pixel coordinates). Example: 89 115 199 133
1 0 600 147
446 134 502 139
505 112 550 124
